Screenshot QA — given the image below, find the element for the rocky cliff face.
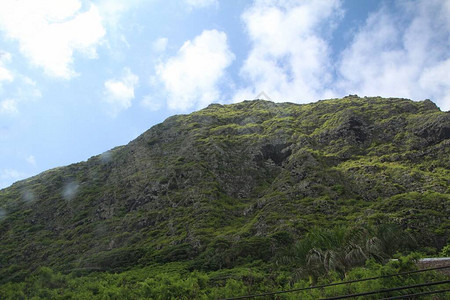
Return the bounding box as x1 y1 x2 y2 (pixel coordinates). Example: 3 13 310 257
0 96 448 280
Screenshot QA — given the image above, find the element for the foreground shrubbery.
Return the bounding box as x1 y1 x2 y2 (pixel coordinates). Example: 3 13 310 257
1 244 448 299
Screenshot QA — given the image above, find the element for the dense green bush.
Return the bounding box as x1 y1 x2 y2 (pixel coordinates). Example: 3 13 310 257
0 253 447 299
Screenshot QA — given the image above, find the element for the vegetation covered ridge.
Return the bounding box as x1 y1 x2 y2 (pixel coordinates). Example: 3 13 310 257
0 95 449 298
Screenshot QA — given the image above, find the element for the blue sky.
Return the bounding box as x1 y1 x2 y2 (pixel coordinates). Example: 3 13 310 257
0 0 449 189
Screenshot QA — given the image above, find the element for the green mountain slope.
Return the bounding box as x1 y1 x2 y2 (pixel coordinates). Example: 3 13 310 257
0 96 449 284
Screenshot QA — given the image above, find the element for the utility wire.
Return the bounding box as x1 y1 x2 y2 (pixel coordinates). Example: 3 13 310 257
221 265 449 300
320 280 449 300
380 288 450 300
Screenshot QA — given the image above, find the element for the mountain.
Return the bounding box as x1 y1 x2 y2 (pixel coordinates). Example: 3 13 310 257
0 95 449 286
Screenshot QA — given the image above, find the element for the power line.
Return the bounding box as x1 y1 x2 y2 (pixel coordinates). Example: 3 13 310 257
320 280 449 300
221 265 450 300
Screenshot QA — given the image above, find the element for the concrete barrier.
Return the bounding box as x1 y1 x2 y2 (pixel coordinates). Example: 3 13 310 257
417 257 450 276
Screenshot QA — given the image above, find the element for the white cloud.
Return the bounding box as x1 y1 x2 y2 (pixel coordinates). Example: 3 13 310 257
0 0 105 79
95 0 145 53
156 29 234 110
0 51 13 83
0 66 13 83
236 0 450 110
97 0 143 26
419 59 450 111
184 0 218 9
26 155 36 166
235 0 342 102
0 168 24 180
337 0 450 110
0 99 18 115
152 37 168 53
103 67 139 115
10 76 42 108
97 0 131 26
141 94 164 111
0 168 27 189
0 72 41 114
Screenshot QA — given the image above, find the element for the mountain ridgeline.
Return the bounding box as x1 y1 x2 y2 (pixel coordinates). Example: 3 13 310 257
0 96 449 284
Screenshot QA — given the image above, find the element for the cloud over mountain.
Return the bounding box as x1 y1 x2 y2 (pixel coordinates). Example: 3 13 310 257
337 0 450 111
0 0 105 79
235 0 450 111
103 68 139 116
156 29 234 110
